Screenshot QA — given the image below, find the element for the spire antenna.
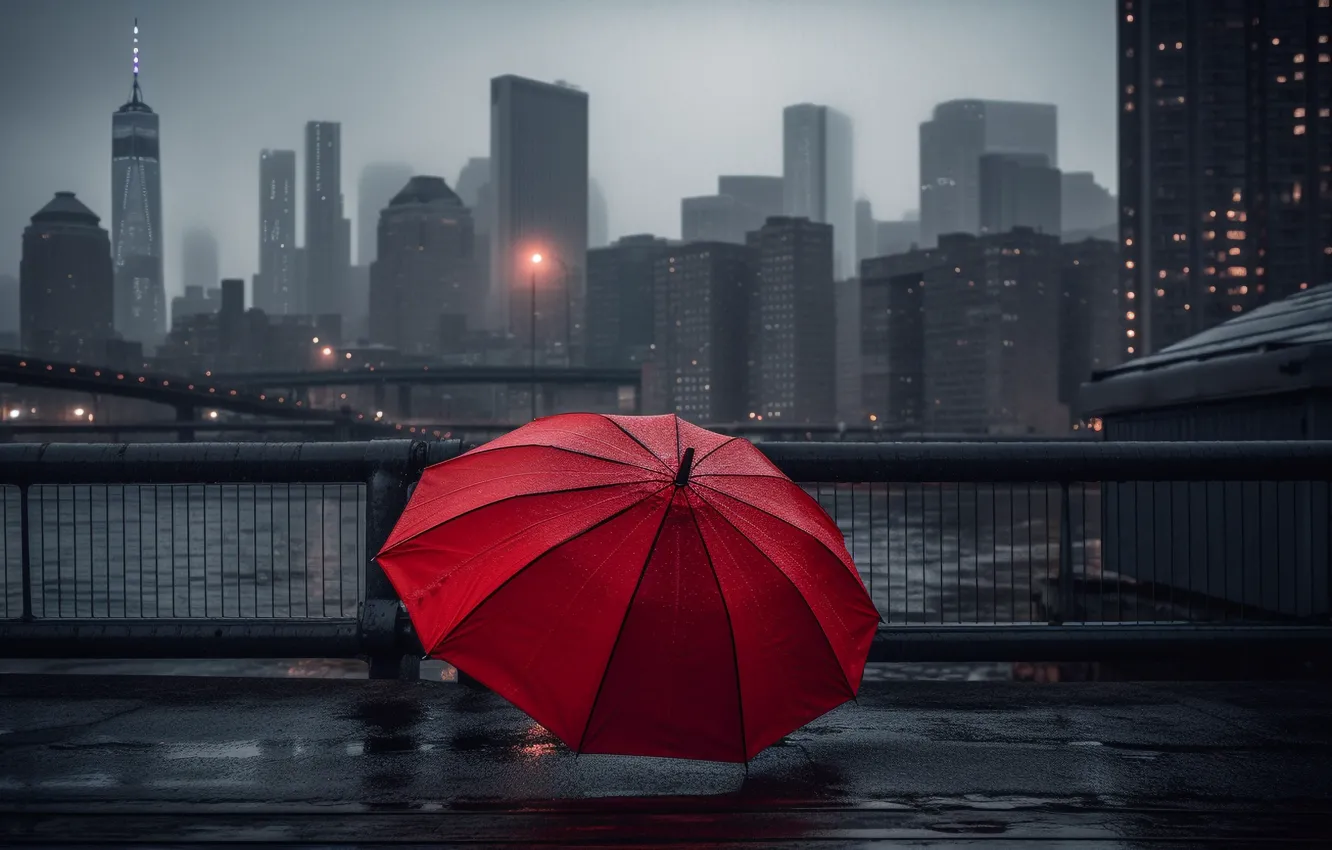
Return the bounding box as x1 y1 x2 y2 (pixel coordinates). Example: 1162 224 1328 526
131 18 141 102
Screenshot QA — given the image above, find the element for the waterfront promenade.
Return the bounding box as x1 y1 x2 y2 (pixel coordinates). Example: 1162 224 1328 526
1 673 1330 846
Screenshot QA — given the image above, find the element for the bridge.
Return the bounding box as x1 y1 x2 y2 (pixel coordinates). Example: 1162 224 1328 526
0 352 384 425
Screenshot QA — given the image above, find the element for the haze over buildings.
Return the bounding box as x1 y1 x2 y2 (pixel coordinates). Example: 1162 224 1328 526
0 1 1115 284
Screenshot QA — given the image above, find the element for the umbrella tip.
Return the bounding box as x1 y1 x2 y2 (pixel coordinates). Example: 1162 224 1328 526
674 447 696 487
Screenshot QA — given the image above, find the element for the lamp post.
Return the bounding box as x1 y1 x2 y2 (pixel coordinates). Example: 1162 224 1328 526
529 253 542 420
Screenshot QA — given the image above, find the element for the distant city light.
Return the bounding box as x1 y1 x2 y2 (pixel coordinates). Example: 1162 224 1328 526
530 253 543 265
6 409 19 420
209 411 219 420
375 411 384 419
312 337 319 344
322 347 333 356
73 407 85 417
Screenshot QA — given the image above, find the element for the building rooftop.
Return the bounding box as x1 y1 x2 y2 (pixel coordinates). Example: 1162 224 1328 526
388 176 463 208
30 192 100 227
1080 283 1332 416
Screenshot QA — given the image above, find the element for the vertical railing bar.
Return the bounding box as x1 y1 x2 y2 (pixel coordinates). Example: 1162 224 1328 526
1054 480 1072 625
252 484 259 619
286 483 293 619
19 484 32 621
1025 484 1033 623
973 483 980 625
938 483 945 624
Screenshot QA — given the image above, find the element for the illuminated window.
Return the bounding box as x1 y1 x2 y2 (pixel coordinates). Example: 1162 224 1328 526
1127 346 1135 355
1125 260 1135 269
1295 71 1305 80
1126 329 1136 338
1125 102 1135 112
1204 230 1216 240
1158 42 1166 50
1321 53 1332 62
1301 283 1310 290
1296 53 1306 63
1125 237 1133 246
1228 267 1248 277
1126 311 1136 320
1321 108 1331 117
1126 291 1136 300
1227 230 1246 240
1277 75 1288 83
1184 304 1191 311
1295 124 1307 135
1126 13 1134 22
1156 288 1165 297
1232 190 1243 202
1159 269 1168 278
1229 247 1241 256
1272 37 1281 45
1295 107 1307 117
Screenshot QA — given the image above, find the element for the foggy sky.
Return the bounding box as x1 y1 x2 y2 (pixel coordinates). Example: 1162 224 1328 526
0 0 1115 297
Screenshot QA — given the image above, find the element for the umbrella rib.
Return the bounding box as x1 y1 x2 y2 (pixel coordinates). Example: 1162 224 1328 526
688 437 739 472
692 479 861 581
690 486 856 700
465 442 667 476
685 498 749 766
601 414 674 472
381 481 649 554
429 484 674 659
575 488 679 756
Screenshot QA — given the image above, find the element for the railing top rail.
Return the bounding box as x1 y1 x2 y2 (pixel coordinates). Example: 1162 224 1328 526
0 440 461 485
757 440 1332 483
2 439 1328 486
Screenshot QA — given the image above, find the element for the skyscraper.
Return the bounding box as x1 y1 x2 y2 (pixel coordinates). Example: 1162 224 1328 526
718 175 784 219
978 153 1062 236
490 76 589 350
357 163 414 267
180 228 219 294
257 149 298 315
1119 0 1331 356
369 176 476 355
783 104 855 278
589 178 610 248
586 234 670 368
111 18 165 350
681 194 760 244
651 241 754 423
922 229 1065 435
455 157 491 212
305 121 350 318
20 193 115 361
747 217 836 422
1061 172 1117 236
855 198 876 266
918 100 1058 246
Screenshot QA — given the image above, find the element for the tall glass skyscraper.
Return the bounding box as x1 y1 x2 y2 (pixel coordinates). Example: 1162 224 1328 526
257 149 299 315
782 104 855 279
111 19 165 349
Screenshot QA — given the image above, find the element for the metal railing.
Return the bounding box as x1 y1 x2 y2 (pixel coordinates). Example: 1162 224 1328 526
1 440 1330 674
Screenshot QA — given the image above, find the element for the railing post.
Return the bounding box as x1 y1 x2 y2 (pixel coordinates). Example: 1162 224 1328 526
19 483 33 622
1051 480 1074 625
362 441 429 680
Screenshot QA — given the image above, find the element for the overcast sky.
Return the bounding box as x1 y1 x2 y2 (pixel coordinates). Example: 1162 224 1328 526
0 0 1115 295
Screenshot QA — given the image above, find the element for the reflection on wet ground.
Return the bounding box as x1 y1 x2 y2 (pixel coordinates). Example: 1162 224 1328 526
0 674 1328 846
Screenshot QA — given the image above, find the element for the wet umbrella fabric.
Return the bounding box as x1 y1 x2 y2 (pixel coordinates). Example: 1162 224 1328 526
376 413 879 763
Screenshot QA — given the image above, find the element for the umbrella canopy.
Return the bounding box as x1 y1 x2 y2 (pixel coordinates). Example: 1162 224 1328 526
376 413 879 763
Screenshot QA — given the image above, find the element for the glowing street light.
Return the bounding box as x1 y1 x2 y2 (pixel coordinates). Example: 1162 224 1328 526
7 409 19 420
322 347 333 356
209 411 219 420
73 407 85 417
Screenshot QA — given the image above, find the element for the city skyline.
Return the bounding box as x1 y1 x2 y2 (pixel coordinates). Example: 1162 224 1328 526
0 0 1116 290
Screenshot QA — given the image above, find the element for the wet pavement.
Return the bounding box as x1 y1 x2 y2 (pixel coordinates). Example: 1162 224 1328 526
0 674 1329 847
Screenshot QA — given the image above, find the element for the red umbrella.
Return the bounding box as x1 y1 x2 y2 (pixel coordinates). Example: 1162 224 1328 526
376 413 879 763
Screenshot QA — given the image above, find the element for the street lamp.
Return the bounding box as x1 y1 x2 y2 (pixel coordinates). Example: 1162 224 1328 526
529 253 542 421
